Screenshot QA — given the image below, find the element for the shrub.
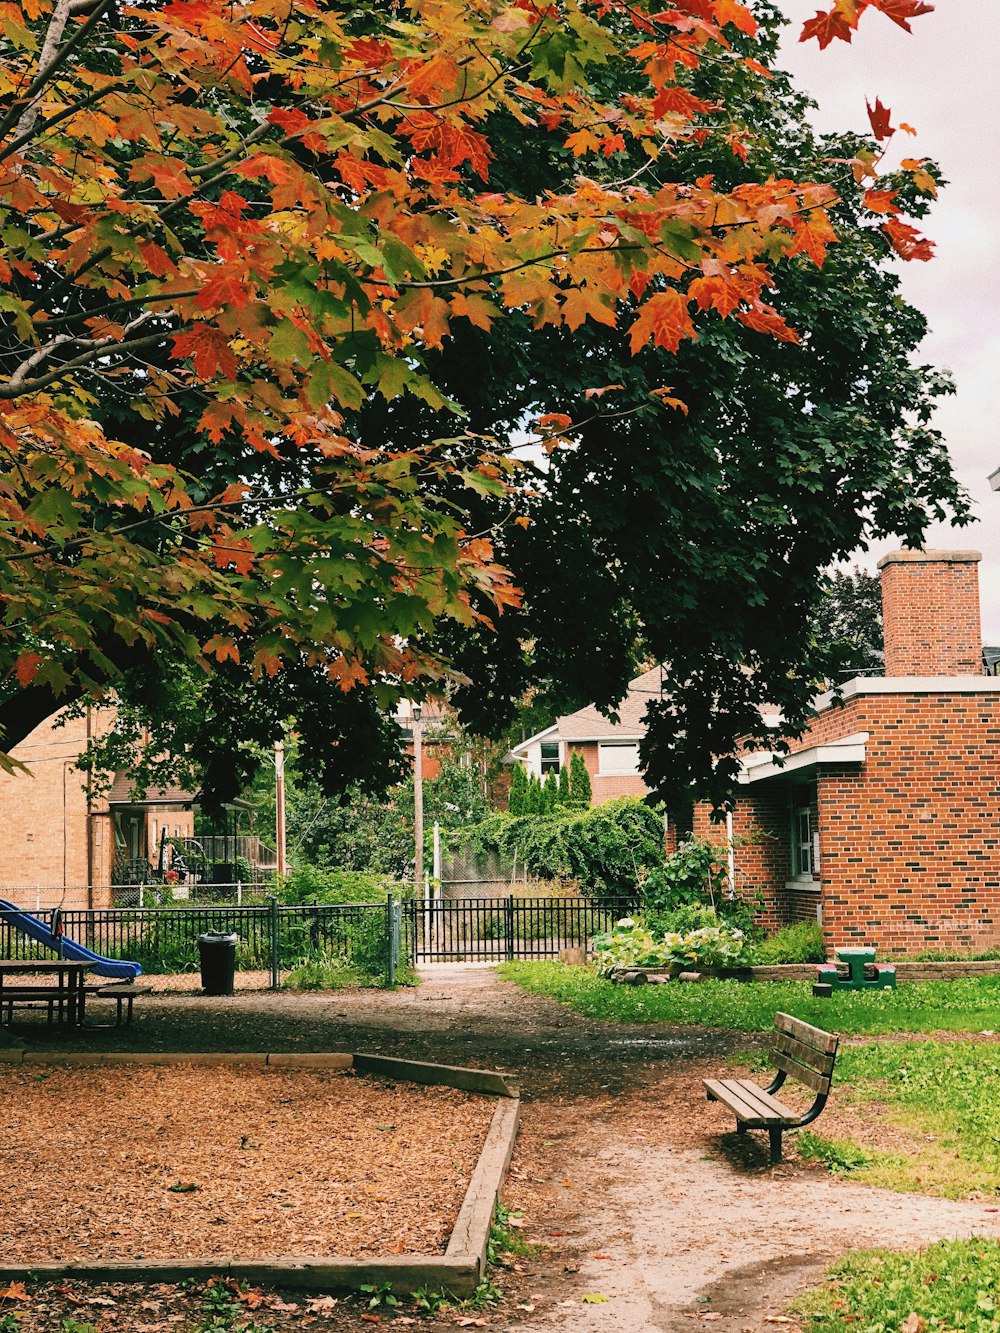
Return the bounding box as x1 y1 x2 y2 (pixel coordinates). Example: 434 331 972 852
592 916 747 976
278 865 408 905
641 838 727 913
750 921 826 965
640 837 764 938
569 750 591 805
456 798 664 898
508 764 527 816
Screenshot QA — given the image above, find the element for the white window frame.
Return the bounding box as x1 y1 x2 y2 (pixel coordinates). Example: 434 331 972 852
787 804 821 891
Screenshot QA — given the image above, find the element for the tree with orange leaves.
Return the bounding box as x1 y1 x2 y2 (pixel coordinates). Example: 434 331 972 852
0 0 951 803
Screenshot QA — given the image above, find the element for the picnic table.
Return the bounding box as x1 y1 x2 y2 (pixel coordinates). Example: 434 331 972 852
0 958 92 1028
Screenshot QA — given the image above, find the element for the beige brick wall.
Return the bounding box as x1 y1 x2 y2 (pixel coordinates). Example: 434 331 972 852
0 707 114 910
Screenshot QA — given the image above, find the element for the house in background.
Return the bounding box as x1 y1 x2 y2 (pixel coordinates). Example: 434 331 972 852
508 665 663 805
697 548 1000 956
0 704 277 911
0 705 196 911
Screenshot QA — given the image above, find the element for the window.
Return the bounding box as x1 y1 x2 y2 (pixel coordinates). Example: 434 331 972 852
540 742 560 774
598 742 641 776
792 806 813 878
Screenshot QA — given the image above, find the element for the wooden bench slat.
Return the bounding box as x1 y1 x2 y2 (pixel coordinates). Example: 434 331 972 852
773 1031 838 1076
704 1078 789 1126
771 1049 832 1095
731 1079 799 1121
774 1011 838 1054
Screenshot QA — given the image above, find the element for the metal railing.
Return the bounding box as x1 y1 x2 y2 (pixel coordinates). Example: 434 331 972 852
1 894 638 979
405 894 638 962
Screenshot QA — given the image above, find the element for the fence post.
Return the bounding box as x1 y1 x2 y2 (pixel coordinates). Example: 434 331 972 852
504 897 515 963
386 893 397 988
269 895 280 990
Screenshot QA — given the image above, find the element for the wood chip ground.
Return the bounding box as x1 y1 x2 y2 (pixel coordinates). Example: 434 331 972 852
0 1064 493 1263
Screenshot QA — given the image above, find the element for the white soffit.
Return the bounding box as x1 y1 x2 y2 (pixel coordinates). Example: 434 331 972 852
738 733 868 785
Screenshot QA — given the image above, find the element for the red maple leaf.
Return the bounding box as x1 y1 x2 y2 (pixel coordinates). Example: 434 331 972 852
869 0 934 31
800 7 857 47
866 96 895 140
882 217 934 261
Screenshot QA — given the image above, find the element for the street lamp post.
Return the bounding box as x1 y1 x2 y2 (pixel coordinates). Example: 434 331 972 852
412 704 424 903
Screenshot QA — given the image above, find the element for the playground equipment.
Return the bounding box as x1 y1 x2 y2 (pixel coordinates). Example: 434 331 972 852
0 899 141 980
814 946 896 996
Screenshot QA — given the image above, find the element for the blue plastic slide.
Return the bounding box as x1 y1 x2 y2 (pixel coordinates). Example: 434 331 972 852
0 898 142 980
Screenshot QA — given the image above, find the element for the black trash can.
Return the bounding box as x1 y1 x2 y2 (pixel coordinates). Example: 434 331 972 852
198 930 239 995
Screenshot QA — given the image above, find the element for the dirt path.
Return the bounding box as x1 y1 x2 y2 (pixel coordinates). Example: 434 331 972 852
8 965 1000 1332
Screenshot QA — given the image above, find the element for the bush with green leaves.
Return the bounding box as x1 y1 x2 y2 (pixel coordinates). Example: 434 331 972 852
750 921 826 965
457 797 664 898
593 916 748 976
641 837 762 938
277 865 408 905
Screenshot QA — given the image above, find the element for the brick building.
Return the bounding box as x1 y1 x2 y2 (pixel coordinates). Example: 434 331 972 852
507 666 663 805
0 705 195 912
695 549 1000 955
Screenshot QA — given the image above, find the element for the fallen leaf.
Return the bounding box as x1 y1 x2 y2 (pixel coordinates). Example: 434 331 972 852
901 1316 926 1333
581 1293 611 1304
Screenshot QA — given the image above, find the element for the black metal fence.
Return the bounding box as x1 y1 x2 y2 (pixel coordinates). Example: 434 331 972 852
405 895 638 962
0 902 389 978
1 895 638 979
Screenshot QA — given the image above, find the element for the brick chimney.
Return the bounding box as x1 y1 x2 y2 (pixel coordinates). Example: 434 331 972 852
878 549 983 677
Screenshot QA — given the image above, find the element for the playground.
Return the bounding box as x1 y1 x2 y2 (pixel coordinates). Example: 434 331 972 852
3 963 1000 1331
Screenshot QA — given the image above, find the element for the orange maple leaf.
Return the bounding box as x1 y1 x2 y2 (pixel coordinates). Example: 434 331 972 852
627 290 696 354
800 5 858 47
869 0 934 32
171 324 238 380
787 209 838 266
14 652 41 688
882 217 934 261
863 188 901 215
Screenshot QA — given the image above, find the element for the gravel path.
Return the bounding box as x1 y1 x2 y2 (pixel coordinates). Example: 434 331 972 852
5 964 1000 1332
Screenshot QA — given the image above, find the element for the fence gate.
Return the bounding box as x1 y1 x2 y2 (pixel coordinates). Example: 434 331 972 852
405 895 636 963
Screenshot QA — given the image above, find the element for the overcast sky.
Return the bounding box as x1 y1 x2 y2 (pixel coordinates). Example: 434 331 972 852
776 2 1000 641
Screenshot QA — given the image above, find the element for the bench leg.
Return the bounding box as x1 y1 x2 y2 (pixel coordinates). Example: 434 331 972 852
769 1127 783 1165
736 1122 746 1135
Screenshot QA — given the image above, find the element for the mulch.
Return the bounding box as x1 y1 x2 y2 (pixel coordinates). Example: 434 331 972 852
0 1064 493 1264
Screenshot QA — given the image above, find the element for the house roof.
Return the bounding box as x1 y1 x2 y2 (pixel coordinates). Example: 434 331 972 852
106 773 197 806
555 665 664 742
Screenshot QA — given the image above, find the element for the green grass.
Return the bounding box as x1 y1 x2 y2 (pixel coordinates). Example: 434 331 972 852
808 1041 1000 1197
792 1238 1000 1331
499 961 1000 1035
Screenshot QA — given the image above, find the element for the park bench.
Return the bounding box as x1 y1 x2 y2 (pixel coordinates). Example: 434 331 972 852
84 982 153 1028
704 1012 840 1165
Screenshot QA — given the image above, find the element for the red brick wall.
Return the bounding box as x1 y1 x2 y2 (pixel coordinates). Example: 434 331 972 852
708 689 1000 955
879 549 982 677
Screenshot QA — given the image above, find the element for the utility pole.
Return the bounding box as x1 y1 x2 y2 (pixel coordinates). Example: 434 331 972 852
275 738 287 878
413 703 424 902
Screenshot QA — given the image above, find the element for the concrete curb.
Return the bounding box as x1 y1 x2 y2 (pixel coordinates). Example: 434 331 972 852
0 1052 522 1296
